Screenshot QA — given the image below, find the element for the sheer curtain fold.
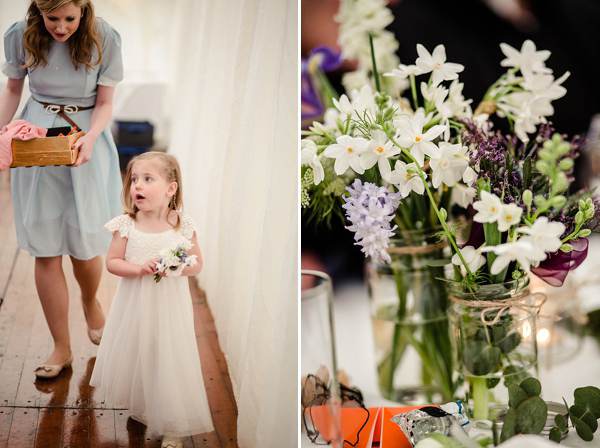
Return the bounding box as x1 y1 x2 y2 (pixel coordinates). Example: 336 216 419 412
168 0 298 447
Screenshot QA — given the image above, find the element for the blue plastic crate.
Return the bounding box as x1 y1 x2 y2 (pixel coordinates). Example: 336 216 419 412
116 120 154 147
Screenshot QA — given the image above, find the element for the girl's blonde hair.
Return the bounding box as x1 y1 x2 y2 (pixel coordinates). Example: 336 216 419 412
122 152 184 230
23 0 102 72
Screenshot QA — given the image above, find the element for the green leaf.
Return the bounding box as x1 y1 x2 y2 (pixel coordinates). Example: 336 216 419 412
571 415 594 441
496 332 521 354
500 407 517 443
555 414 567 432
523 157 533 190
574 386 600 419
464 342 501 376
514 396 548 434
570 404 598 433
487 377 501 389
520 377 542 397
503 365 529 387
508 383 528 409
549 426 563 443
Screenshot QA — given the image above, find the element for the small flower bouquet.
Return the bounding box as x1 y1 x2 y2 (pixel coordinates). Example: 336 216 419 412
154 236 198 283
300 0 599 420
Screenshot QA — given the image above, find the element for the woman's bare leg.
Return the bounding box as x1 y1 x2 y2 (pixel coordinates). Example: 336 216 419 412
35 256 71 365
70 256 105 330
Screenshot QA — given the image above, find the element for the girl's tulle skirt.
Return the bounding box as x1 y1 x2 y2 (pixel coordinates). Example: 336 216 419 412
90 276 214 437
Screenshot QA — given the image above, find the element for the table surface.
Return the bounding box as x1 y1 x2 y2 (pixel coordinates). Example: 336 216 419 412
301 235 600 447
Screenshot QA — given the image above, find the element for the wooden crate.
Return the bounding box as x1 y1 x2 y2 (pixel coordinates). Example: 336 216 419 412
10 131 83 168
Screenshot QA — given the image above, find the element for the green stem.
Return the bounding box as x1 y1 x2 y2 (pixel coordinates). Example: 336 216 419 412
409 74 419 110
472 376 489 420
389 136 474 279
369 33 381 93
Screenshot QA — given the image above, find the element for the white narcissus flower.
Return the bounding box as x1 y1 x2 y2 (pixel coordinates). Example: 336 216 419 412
500 40 552 75
451 183 477 208
333 94 353 116
462 166 477 185
429 142 469 188
472 190 503 223
324 135 369 175
497 203 523 232
360 130 401 181
384 63 422 79
415 43 464 86
452 245 486 276
388 161 426 196
521 71 570 101
301 140 325 185
420 82 451 120
481 239 546 274
395 109 446 166
517 216 566 254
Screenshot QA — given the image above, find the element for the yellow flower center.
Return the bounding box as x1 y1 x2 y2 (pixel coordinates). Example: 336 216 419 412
376 146 384 154
506 215 512 220
491 207 496 212
415 136 421 142
347 147 354 153
405 173 412 179
436 62 441 68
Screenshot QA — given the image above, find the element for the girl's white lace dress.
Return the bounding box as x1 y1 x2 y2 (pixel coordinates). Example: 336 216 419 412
90 213 214 437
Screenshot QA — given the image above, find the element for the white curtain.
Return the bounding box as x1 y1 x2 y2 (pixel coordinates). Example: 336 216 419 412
168 1 298 447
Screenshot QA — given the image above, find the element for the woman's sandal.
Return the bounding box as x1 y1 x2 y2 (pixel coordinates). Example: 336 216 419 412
161 436 182 448
34 352 74 379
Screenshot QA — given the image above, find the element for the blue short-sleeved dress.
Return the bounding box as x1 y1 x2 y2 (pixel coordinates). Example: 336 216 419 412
2 19 123 260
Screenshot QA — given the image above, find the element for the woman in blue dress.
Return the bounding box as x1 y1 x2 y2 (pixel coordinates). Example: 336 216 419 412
0 0 123 378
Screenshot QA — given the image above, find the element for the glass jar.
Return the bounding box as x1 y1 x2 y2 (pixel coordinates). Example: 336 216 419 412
446 277 539 422
367 227 456 404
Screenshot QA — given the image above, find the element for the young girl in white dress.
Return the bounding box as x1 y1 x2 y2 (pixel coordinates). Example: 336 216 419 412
90 151 214 448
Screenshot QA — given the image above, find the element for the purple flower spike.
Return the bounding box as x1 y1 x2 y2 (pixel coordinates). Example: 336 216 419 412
342 179 401 263
308 46 343 72
301 46 343 124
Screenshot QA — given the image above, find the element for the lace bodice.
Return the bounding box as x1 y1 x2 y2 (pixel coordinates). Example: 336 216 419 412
104 214 196 265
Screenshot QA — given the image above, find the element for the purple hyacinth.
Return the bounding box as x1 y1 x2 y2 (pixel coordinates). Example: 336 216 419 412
342 179 401 263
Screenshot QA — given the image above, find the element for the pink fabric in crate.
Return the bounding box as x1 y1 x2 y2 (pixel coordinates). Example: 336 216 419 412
0 120 48 171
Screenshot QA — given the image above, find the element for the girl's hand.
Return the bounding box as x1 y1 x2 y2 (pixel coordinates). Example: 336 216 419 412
71 133 97 167
140 258 160 276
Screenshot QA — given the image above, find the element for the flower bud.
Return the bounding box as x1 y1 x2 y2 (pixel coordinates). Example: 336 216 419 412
549 195 566 209
439 207 448 222
535 160 550 174
560 243 573 252
522 190 533 207
557 158 574 171
538 149 554 162
575 211 584 225
557 142 571 156
578 229 592 238
553 172 569 192
533 195 547 208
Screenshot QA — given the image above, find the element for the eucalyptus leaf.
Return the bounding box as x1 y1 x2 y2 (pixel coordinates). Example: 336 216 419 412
574 386 600 419
555 414 567 432
464 342 501 376
571 415 594 442
549 426 563 443
514 396 548 434
520 377 542 397
491 324 508 343
570 404 598 433
497 332 522 354
503 365 529 387
508 383 528 409
487 377 501 389
500 407 517 443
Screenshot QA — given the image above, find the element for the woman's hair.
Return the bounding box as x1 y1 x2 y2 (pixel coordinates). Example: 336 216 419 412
22 0 102 72
122 152 184 230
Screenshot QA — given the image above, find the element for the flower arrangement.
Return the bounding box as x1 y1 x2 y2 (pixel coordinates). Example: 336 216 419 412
300 0 600 441
154 236 198 283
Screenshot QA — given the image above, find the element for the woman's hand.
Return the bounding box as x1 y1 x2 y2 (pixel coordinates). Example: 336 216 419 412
71 133 97 167
139 258 160 276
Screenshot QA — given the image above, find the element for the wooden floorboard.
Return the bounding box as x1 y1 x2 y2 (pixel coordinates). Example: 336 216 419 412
0 170 238 447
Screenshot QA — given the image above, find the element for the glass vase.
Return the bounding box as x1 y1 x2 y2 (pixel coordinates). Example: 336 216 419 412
367 227 456 404
446 277 538 422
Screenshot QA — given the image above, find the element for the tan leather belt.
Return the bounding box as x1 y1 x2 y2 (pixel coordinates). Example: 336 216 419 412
35 100 94 132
